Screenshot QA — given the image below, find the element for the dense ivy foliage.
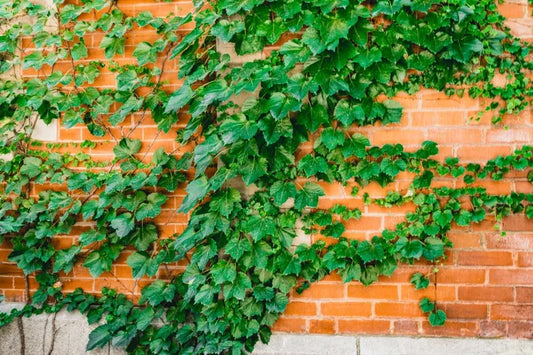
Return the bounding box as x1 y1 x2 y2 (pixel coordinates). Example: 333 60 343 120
0 0 532 353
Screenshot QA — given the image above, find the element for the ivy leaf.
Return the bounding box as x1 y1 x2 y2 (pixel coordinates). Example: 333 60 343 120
423 237 444 260
241 156 268 185
256 17 287 44
53 245 81 273
110 213 135 237
209 188 241 217
211 260 237 285
127 251 160 278
178 176 210 213
136 193 167 220
454 210 472 226
113 138 142 160
266 93 300 120
165 85 194 114
133 42 157 65
429 310 447 326
211 19 244 42
270 181 296 206
219 113 258 143
383 99 404 124
223 272 251 300
419 297 435 313
79 229 106 245
131 224 158 251
354 47 382 69
294 182 325 210
339 263 362 283
20 157 42 178
226 236 251 261
279 40 311 67
433 210 453 228
334 100 365 127
71 42 88 60
297 155 329 178
410 272 430 290
87 325 111 350
320 127 345 150
100 36 124 59
342 133 370 158
243 215 276 242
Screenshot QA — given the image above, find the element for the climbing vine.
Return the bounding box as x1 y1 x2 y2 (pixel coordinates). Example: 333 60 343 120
0 0 532 353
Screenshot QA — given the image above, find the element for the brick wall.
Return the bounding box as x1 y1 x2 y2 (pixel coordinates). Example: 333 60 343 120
1 0 532 340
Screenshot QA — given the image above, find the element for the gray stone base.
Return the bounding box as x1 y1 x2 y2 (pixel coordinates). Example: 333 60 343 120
1 303 532 354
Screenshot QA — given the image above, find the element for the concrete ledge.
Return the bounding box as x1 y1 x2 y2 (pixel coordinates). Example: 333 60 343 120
1 303 532 354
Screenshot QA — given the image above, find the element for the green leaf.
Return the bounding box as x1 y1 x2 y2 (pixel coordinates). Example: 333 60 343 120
223 272 251 300
136 193 167 220
334 100 365 127
270 181 297 206
410 272 430 290
354 47 382 69
320 128 345 150
79 229 106 245
433 210 453 228
178 176 210 213
423 237 444 260
127 251 160 278
20 157 42 178
113 138 142 160
419 297 435 313
429 309 447 326
100 36 124 59
211 260 236 285
243 215 276 242
295 182 325 210
297 155 329 178
342 133 370 158
266 93 301 120
165 85 193 114
53 245 81 273
209 188 241 217
131 224 158 251
87 325 111 350
133 42 157 65
71 42 88 60
110 213 135 237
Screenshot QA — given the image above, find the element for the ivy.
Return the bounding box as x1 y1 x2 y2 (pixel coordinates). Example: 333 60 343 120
0 0 532 354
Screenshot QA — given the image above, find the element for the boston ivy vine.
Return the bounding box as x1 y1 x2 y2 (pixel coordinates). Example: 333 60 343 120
0 0 532 353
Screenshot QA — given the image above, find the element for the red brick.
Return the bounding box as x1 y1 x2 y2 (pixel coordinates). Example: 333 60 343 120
508 321 533 338
347 284 399 300
457 251 513 266
400 285 456 302
458 286 514 302
308 319 336 334
436 268 486 284
442 303 487 320
375 302 424 318
479 321 507 338
421 320 478 336
272 317 306 332
284 302 317 316
338 320 391 334
492 305 533 321
490 269 533 285
294 283 344 299
516 287 533 303
485 233 533 250
392 320 419 335
321 302 372 317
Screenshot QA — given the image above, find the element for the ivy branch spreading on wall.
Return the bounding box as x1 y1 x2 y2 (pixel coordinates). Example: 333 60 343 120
0 0 532 353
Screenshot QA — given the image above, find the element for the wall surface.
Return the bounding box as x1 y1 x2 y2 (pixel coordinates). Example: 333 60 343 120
1 0 533 349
